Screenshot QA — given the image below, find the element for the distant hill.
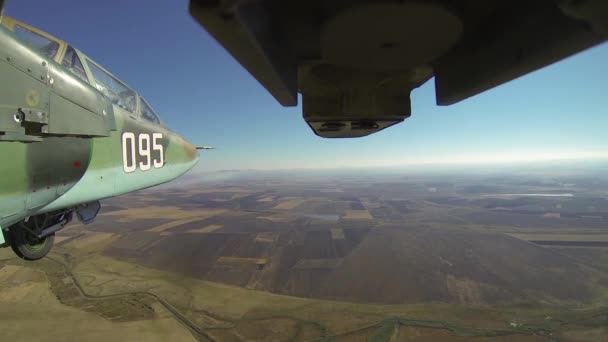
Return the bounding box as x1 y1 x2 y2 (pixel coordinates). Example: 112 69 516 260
264 227 598 304
108 224 603 305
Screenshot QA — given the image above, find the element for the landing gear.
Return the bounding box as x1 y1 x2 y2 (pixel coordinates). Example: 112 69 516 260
2 201 101 261
7 210 72 260
9 227 55 260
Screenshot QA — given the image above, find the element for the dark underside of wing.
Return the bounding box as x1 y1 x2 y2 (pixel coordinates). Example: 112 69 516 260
189 0 607 138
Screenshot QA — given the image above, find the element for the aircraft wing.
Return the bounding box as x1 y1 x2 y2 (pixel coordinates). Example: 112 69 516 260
189 0 607 138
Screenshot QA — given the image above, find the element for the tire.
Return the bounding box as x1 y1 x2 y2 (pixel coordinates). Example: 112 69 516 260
9 227 54 260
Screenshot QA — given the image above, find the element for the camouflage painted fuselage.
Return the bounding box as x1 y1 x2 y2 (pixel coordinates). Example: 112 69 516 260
0 18 199 229
0 115 199 228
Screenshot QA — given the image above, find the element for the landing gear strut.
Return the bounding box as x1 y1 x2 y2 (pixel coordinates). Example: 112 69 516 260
7 210 73 260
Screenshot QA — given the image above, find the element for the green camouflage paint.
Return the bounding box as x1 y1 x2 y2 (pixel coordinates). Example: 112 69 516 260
0 17 200 230
40 106 199 213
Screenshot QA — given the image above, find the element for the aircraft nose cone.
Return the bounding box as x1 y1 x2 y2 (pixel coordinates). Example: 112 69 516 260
181 137 199 162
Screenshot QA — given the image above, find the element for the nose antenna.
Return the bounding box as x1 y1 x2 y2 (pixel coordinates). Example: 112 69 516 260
195 146 216 150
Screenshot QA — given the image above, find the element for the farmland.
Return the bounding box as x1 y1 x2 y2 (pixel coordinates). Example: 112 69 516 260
2 164 608 340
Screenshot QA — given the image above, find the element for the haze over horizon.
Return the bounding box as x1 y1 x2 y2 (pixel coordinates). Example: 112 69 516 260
190 150 608 172
6 0 608 171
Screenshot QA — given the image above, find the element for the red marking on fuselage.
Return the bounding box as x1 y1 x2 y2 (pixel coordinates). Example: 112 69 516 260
74 161 81 167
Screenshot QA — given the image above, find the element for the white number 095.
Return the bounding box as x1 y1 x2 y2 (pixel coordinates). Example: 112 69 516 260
122 132 164 173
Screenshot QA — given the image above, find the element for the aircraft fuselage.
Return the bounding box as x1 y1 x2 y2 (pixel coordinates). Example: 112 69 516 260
0 16 199 259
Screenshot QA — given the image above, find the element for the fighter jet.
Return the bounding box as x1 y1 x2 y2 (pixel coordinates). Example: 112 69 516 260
0 13 207 260
0 1 606 260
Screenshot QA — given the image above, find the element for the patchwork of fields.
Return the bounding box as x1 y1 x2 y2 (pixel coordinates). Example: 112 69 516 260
2 167 608 341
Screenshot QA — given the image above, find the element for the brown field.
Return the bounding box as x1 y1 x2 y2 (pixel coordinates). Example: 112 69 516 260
147 218 200 233
331 228 345 240
394 326 550 341
53 235 72 244
508 233 608 242
547 247 608 273
217 257 267 265
186 224 223 234
234 318 298 341
272 198 306 210
102 206 226 222
105 232 162 251
559 327 608 341
342 210 373 220
255 231 279 242
64 232 117 250
445 274 483 304
256 196 275 202
198 186 254 193
256 214 294 222
294 258 343 269
101 206 194 220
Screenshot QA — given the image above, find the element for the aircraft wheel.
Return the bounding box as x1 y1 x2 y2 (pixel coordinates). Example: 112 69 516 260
9 227 54 260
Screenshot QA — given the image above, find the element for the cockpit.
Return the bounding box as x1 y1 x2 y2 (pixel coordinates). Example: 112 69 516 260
86 60 137 114
1 16 165 127
12 24 59 59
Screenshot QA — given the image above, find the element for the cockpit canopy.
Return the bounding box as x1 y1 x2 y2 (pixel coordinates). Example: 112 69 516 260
87 59 137 114
1 16 165 127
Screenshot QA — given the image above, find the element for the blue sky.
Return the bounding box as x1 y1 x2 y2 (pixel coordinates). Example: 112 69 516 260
6 0 608 171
